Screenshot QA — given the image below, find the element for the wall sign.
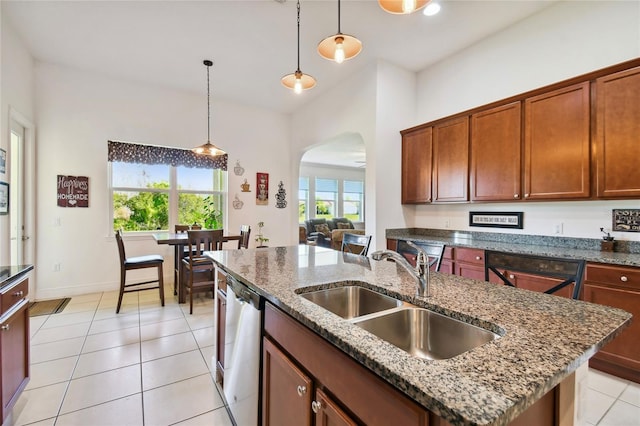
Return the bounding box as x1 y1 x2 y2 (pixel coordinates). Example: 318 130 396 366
0 149 6 174
57 175 89 207
469 211 523 229
256 172 268 205
613 209 640 232
0 182 8 215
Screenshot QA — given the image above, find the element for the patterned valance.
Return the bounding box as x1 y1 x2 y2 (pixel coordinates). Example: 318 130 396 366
107 140 227 170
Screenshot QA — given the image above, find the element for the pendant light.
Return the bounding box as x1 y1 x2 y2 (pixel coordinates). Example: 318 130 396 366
192 60 226 156
378 0 429 15
317 0 362 64
282 0 316 94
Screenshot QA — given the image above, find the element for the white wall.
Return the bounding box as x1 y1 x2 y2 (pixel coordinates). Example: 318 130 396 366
406 0 640 242
34 63 290 299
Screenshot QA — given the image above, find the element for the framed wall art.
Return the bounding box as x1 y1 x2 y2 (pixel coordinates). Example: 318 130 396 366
256 172 268 205
57 175 89 207
469 211 523 229
0 148 6 174
0 182 8 214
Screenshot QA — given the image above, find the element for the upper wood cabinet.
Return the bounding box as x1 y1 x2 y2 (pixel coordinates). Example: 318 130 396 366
433 117 469 202
470 102 522 201
523 82 591 200
595 66 640 198
401 127 433 203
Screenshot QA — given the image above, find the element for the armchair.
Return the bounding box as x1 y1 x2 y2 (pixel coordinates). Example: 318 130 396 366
304 218 334 248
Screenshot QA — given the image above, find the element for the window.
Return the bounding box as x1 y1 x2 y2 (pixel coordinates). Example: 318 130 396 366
109 141 227 232
315 178 337 219
299 177 309 222
111 162 226 232
343 180 363 221
298 175 364 223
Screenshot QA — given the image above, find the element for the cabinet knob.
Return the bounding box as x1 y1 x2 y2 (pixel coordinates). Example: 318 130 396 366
1 324 9 331
297 385 307 397
524 193 530 198
13 290 24 298
620 276 628 282
475 256 482 261
311 400 323 414
514 194 519 198
509 274 515 280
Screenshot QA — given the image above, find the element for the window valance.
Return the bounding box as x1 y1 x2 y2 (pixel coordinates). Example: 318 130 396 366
107 140 227 170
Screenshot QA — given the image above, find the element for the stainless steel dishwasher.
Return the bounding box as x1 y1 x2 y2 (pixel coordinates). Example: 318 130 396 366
223 275 263 426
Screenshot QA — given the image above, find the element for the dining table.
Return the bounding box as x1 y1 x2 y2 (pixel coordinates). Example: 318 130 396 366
153 231 242 303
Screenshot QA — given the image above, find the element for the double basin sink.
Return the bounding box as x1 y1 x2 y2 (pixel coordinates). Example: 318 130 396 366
300 286 500 360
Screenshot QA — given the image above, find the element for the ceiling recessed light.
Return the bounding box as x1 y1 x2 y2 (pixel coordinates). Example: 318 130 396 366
423 2 441 16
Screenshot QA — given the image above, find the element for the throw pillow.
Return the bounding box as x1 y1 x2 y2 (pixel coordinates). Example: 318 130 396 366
336 222 352 229
314 223 331 237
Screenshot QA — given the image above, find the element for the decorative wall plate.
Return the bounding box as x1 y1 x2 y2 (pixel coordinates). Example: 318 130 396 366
234 160 245 176
241 179 251 192
232 194 244 210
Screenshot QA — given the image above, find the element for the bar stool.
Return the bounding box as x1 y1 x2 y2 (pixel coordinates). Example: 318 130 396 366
115 229 165 313
173 224 202 295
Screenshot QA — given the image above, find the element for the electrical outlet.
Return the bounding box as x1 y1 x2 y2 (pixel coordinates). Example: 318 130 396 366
553 223 563 235
53 263 61 272
445 219 450 228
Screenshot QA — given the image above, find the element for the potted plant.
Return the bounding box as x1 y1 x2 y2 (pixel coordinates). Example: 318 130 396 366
203 196 222 229
255 221 269 247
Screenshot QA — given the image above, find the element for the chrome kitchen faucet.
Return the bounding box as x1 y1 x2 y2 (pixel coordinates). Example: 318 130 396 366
371 241 431 297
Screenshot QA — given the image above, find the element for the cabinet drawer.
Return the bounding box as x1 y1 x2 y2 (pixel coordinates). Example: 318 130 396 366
585 264 640 289
216 270 227 293
453 248 485 264
0 279 29 317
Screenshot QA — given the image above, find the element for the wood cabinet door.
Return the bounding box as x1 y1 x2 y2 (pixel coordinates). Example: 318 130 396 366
596 66 640 198
1 301 29 422
313 388 357 426
524 82 590 200
262 337 313 426
433 117 469 202
453 248 485 281
583 283 640 378
470 102 522 201
402 127 433 204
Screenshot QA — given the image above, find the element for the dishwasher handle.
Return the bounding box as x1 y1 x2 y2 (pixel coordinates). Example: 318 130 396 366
227 275 261 309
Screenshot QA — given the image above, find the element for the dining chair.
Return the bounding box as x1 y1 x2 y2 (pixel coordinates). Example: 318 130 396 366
484 250 586 299
238 224 251 248
115 229 164 313
172 224 202 295
341 233 372 256
181 229 224 314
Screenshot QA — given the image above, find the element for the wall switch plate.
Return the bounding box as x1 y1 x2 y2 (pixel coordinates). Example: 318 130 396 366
554 223 563 235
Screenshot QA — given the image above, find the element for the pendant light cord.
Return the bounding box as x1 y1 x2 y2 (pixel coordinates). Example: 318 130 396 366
206 61 211 143
296 0 301 72
337 0 341 33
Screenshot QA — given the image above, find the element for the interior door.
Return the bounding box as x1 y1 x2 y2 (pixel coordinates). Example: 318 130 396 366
9 120 24 266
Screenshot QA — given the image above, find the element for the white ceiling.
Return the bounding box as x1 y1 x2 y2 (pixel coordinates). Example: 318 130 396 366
2 0 557 167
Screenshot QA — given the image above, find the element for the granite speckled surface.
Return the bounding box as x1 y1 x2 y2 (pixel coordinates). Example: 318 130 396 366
386 228 640 267
206 245 631 426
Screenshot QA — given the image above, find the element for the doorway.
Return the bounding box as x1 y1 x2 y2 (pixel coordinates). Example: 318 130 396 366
9 108 36 295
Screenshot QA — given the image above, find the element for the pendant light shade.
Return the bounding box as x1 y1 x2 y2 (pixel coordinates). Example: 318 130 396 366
378 0 429 14
282 0 316 93
193 60 225 156
317 0 362 63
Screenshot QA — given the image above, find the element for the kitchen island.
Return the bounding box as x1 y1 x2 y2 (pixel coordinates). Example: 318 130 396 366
206 245 631 425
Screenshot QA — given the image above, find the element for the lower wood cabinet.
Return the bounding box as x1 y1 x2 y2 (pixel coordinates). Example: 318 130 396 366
0 274 30 422
263 302 429 426
583 263 640 383
453 247 485 281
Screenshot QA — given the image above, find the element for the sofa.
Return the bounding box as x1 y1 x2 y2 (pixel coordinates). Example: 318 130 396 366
304 218 365 250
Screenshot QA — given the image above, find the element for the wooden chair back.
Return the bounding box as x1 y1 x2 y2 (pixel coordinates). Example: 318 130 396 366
484 250 586 299
238 225 251 249
175 224 202 233
341 233 372 256
186 229 224 256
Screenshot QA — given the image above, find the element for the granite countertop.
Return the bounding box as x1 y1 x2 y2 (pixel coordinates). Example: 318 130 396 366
0 264 34 290
386 228 640 267
206 245 631 426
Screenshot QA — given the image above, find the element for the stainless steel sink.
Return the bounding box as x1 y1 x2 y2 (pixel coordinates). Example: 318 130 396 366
300 286 402 319
353 307 500 360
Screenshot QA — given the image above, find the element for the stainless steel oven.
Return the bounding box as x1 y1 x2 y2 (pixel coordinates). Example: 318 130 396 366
222 275 263 425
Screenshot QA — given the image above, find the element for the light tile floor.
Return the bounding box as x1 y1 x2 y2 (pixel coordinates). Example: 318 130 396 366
6 287 640 425
8 286 233 426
